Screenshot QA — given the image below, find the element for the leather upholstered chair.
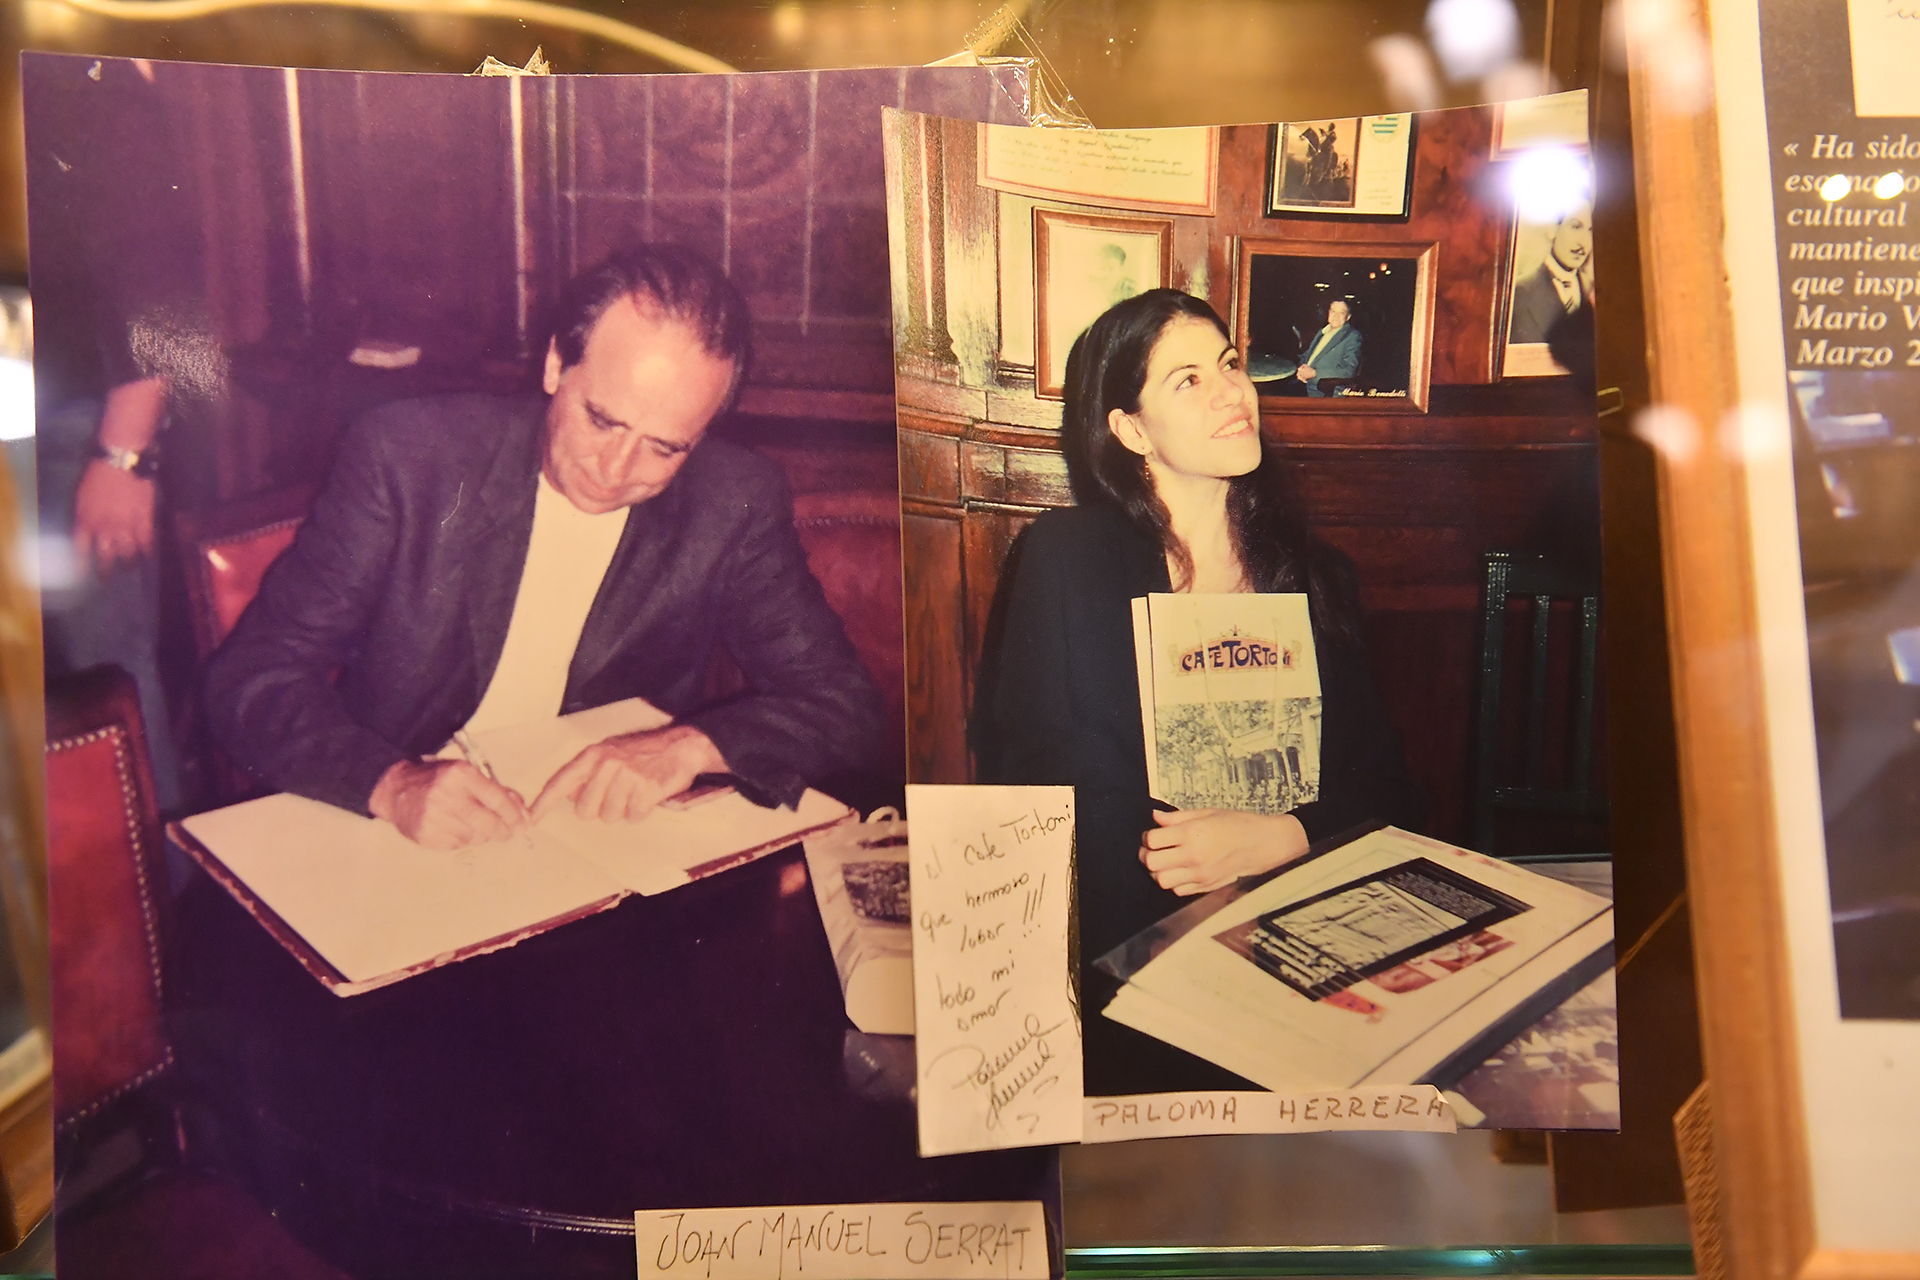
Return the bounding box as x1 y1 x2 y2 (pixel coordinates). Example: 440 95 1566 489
790 489 907 782
172 485 320 803
174 484 320 660
47 665 348 1279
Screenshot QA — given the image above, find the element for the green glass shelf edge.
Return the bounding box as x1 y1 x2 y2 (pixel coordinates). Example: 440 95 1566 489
1063 1243 1695 1277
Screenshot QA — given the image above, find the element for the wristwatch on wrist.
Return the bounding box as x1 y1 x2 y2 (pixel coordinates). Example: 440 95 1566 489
90 441 160 480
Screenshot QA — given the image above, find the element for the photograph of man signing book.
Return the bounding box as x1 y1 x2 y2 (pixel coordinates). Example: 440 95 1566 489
205 243 883 849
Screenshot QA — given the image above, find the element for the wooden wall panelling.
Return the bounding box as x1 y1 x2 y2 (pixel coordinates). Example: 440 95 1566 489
983 387 1064 431
898 409 967 507
896 112 956 365
1365 607 1484 842
959 500 1048 772
937 117 1002 388
1277 441 1601 846
899 397 966 784
902 499 970 785
961 427 1072 508
300 74 519 372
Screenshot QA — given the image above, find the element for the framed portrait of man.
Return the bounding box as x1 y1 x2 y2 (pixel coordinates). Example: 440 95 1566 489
1032 207 1174 400
1234 238 1438 411
1501 192 1594 378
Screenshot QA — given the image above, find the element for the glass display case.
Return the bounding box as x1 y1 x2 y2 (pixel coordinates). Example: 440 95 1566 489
0 2 1699 1275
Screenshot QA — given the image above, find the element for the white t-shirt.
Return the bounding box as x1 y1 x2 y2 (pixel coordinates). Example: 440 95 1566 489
458 472 631 736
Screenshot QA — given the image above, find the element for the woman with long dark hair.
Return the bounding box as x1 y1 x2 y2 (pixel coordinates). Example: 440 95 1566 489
976 288 1424 971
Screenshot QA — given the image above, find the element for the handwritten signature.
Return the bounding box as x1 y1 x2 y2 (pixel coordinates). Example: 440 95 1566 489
926 1011 1069 1133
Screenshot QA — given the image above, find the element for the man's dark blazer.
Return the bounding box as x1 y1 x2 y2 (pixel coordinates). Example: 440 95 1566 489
205 393 883 815
1299 323 1362 396
1509 261 1585 345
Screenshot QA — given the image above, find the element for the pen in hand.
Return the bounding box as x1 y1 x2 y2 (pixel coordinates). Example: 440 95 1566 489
452 731 537 849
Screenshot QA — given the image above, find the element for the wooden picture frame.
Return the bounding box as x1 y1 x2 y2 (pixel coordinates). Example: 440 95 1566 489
1264 114 1416 220
1500 199 1594 379
1234 237 1437 413
1032 207 1174 401
1635 0 1920 1273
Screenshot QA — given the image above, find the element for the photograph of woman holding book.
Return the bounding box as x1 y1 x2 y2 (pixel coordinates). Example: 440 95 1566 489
974 288 1426 984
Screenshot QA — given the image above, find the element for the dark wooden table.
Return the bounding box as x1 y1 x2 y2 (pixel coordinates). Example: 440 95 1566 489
165 841 1059 1279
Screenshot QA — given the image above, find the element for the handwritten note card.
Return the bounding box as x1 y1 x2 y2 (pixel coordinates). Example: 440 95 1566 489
978 124 1217 212
906 784 1082 1155
635 1201 1049 1280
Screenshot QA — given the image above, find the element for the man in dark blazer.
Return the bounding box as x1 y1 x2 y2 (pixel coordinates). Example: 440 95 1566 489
1297 298 1362 396
1509 199 1594 344
205 245 882 849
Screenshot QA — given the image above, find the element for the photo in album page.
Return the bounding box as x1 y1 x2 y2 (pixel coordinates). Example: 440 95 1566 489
882 97 1620 1134
24 54 1062 1278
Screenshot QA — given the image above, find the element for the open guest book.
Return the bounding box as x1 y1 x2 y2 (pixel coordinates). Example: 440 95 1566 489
1131 592 1322 814
1101 827 1614 1090
170 698 854 996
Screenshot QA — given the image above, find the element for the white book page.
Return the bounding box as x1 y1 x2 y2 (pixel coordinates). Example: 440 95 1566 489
468 697 854 895
181 698 850 982
546 787 852 895
180 795 623 985
467 696 672 798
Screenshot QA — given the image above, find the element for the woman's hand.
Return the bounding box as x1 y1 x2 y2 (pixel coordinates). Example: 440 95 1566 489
1138 808 1310 896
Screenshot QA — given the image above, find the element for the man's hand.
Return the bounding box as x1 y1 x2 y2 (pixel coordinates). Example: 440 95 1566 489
369 758 531 850
73 459 156 573
1297 364 1316 382
77 375 168 573
1138 808 1310 896
531 723 727 823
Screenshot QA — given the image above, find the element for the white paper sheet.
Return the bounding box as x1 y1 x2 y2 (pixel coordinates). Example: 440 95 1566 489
634 1202 1049 1280
906 784 1083 1155
1848 0 1920 117
1081 1086 1456 1140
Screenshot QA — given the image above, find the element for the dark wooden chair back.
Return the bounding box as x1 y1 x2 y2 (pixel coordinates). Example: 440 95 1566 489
1472 550 1606 859
45 665 173 1133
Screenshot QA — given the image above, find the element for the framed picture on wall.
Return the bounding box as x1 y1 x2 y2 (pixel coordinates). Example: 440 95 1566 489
1500 175 1594 378
1264 114 1415 219
1032 207 1174 400
1234 237 1437 412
